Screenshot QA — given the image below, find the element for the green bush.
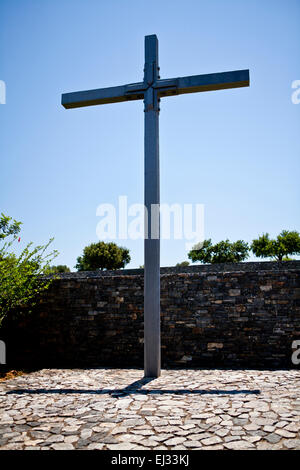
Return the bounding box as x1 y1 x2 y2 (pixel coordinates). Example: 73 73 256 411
75 241 130 271
46 265 70 274
188 238 249 264
0 213 58 327
251 230 300 261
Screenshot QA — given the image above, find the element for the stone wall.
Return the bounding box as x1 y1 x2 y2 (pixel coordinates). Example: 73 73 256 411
1 261 300 369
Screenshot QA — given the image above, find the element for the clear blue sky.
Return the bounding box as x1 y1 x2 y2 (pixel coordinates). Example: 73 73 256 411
1 0 299 269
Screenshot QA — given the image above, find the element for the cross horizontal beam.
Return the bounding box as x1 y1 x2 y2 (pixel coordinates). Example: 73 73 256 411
61 82 147 109
156 69 250 98
61 69 249 109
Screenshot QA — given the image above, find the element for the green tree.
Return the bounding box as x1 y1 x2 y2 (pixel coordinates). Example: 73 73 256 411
0 213 22 240
176 261 190 267
251 230 300 262
188 238 249 264
75 241 130 271
46 265 70 274
0 213 58 327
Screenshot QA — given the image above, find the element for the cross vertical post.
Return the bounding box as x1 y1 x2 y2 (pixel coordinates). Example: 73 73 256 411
143 35 161 378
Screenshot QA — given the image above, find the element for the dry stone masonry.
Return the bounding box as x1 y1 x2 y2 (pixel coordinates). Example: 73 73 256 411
2 261 300 369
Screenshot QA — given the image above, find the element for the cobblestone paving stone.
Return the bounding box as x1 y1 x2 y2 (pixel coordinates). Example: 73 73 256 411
0 369 299 450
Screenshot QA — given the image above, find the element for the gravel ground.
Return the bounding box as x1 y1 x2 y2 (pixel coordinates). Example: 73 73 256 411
0 368 299 450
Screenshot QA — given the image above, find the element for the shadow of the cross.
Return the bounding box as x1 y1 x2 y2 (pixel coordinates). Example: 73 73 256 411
5 376 260 396
6 389 261 395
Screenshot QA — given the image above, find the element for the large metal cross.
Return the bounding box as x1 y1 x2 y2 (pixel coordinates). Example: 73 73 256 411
62 34 249 378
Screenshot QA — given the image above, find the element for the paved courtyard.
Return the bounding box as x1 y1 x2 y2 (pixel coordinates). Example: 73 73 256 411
0 368 299 450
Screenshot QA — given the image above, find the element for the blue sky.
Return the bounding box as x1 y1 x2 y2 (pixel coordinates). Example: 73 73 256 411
0 0 299 269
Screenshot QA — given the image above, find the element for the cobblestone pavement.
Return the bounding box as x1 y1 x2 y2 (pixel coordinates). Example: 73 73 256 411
0 369 299 450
